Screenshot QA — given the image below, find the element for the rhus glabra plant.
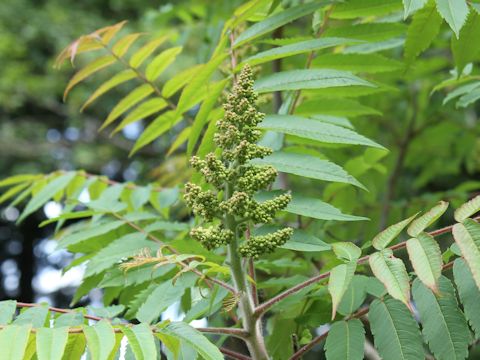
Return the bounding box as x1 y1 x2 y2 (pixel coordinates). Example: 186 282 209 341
2 1 480 359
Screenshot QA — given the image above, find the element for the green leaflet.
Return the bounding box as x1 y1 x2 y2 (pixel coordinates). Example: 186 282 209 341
404 1 443 63
369 298 424 360
372 213 417 250
36 327 69 360
64 55 116 100
84 233 153 277
56 220 125 250
296 98 382 117
18 172 76 223
54 312 84 327
121 324 157 360
259 115 384 148
14 305 49 328
112 98 168 134
435 0 469 38
328 262 357 319
454 194 480 222
253 69 374 93
129 36 169 68
453 258 480 338
145 46 182 81
250 151 365 189
0 324 32 360
443 81 480 105
112 33 143 57
406 232 442 292
452 219 480 289
324 23 406 42
254 191 368 221
369 251 411 307
456 87 480 108
332 242 361 262
312 53 404 73
130 110 183 155
81 69 136 111
61 332 86 360
100 84 154 130
403 0 427 18
243 37 358 66
0 300 17 325
412 277 470 360
136 274 197 324
162 64 202 98
187 79 228 156
158 322 223 360
0 174 39 188
451 11 480 73
325 320 365 360
83 320 116 360
234 1 324 47
407 201 449 237
331 0 401 19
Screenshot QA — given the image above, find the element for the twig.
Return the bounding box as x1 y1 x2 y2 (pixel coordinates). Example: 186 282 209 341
254 217 479 318
220 347 252 360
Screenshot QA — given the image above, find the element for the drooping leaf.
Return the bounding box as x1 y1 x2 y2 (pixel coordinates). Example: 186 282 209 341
406 232 442 292
454 195 480 222
253 69 374 93
129 36 169 68
64 55 116 100
243 37 358 66
279 229 331 252
369 251 411 307
0 324 32 360
328 262 356 319
136 274 197 324
451 11 480 73
452 219 480 289
112 98 168 134
337 275 369 316
121 324 157 360
251 151 365 188
81 70 136 111
372 213 417 250
412 277 470 360
404 2 443 63
259 115 384 148
36 327 69 360
14 305 49 328
234 1 324 47
100 84 154 130
453 258 480 337
158 322 223 360
406 201 449 237
61 333 86 360
0 300 17 325
145 46 183 81
83 320 116 360
369 298 424 360
325 319 365 360
435 0 469 38
18 172 76 223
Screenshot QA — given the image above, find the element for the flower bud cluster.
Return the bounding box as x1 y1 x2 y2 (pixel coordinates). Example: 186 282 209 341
190 226 234 250
184 65 292 257
239 228 293 259
183 183 219 221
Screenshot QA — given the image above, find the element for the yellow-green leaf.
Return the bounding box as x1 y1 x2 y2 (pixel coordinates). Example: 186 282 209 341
406 232 442 292
328 262 356 319
145 46 182 81
83 320 116 360
167 126 191 156
332 242 361 262
372 213 418 250
0 324 31 360
100 84 154 130
81 69 136 111
112 98 168 134
129 36 169 68
36 327 69 360
64 55 116 100
407 201 448 237
121 324 157 360
112 33 143 57
454 195 480 223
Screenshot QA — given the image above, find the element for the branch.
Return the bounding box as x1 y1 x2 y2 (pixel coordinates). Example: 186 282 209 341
289 260 456 359
220 348 251 360
254 217 480 318
17 302 103 322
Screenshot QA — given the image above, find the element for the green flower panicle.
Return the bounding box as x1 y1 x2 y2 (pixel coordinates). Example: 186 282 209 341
184 64 292 257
